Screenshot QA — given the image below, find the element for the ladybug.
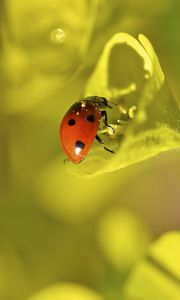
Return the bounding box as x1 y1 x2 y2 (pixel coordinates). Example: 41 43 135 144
59 96 115 163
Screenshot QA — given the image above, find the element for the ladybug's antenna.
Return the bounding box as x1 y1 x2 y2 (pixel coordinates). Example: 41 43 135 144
107 100 117 108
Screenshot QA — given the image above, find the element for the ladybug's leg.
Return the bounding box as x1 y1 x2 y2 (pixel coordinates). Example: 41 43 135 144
101 110 115 134
95 134 114 154
63 158 70 164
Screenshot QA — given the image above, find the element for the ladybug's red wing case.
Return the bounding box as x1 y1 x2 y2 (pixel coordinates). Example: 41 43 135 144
60 101 102 163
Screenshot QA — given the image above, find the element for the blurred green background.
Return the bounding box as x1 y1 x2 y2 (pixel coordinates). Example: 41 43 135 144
0 0 180 299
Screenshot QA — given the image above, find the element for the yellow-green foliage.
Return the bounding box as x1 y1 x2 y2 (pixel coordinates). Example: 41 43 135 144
1 1 180 300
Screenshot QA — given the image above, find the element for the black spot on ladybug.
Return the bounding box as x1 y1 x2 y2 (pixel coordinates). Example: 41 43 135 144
86 114 95 123
68 119 76 126
75 140 85 149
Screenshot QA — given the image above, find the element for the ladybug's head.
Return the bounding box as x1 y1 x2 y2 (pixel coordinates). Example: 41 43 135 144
83 96 110 109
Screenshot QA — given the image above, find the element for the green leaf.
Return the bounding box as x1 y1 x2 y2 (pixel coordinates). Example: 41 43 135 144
67 33 180 177
124 231 180 300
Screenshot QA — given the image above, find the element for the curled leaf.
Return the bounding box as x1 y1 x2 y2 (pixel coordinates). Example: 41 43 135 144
68 33 180 177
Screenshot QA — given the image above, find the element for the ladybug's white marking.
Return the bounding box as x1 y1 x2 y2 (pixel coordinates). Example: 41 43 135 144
75 140 85 155
81 101 86 108
75 146 82 155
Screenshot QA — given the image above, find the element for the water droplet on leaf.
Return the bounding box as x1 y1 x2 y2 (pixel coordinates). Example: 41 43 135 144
50 28 66 44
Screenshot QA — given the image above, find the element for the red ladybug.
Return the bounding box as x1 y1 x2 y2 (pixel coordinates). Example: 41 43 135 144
59 96 114 163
